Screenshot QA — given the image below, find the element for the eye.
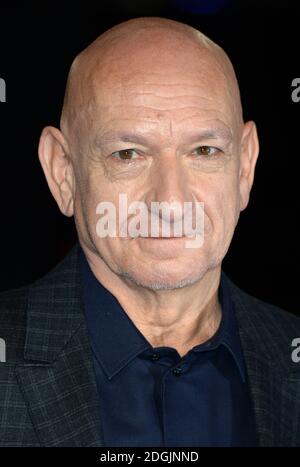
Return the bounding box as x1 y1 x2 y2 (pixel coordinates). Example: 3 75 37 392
111 149 138 161
193 146 220 157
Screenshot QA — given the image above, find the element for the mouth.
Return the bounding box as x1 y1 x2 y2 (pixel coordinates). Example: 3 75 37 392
143 236 188 239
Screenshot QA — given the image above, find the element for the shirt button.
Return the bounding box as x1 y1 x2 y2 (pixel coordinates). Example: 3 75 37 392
150 353 160 361
172 367 182 376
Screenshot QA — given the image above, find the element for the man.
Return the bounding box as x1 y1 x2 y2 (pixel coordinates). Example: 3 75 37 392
0 17 299 447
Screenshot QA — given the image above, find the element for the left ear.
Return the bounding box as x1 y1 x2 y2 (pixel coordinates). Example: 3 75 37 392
239 120 259 211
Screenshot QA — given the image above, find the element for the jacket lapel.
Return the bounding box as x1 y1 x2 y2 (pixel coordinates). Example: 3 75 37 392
15 244 104 447
228 276 300 446
236 327 281 446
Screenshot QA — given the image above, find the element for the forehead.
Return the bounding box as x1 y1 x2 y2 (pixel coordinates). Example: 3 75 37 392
82 34 236 135
91 77 233 133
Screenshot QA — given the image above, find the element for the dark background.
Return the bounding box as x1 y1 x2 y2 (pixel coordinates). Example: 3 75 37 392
0 0 299 314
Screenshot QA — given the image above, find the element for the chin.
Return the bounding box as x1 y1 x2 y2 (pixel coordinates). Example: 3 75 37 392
120 260 208 291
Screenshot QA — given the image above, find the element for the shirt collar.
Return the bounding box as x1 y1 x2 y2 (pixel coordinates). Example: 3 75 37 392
80 247 246 382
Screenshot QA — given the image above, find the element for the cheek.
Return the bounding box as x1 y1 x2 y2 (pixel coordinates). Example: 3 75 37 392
202 179 240 236
74 172 107 241
76 169 111 214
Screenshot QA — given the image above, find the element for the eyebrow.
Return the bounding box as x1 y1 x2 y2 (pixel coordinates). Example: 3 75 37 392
95 127 233 147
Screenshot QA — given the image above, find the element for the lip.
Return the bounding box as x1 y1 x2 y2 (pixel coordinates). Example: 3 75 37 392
143 236 187 239
136 235 194 256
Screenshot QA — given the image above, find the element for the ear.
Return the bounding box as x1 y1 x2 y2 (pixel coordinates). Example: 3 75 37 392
239 121 259 211
38 126 75 217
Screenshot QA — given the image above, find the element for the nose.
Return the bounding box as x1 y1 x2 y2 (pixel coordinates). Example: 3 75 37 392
147 151 192 224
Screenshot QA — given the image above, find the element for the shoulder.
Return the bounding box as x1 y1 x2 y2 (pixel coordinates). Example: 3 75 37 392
0 285 29 326
226 274 300 330
224 272 300 370
0 243 81 362
0 285 29 362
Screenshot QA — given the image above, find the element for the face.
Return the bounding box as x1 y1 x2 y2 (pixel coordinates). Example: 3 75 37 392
42 30 258 290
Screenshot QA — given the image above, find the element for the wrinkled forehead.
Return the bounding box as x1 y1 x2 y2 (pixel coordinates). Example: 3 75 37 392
63 26 242 145
94 57 234 123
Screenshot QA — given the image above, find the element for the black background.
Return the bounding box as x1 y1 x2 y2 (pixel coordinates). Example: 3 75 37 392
0 0 299 314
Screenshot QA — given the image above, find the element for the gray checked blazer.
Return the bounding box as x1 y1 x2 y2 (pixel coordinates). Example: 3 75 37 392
0 243 300 446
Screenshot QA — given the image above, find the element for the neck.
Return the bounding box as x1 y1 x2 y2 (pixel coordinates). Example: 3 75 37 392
82 247 223 357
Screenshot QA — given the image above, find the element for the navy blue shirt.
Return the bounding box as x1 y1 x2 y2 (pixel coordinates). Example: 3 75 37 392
80 249 257 447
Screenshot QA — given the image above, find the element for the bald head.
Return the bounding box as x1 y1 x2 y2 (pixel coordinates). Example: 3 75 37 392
60 17 243 145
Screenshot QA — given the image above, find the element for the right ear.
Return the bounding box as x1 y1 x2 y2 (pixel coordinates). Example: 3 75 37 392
38 126 75 217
